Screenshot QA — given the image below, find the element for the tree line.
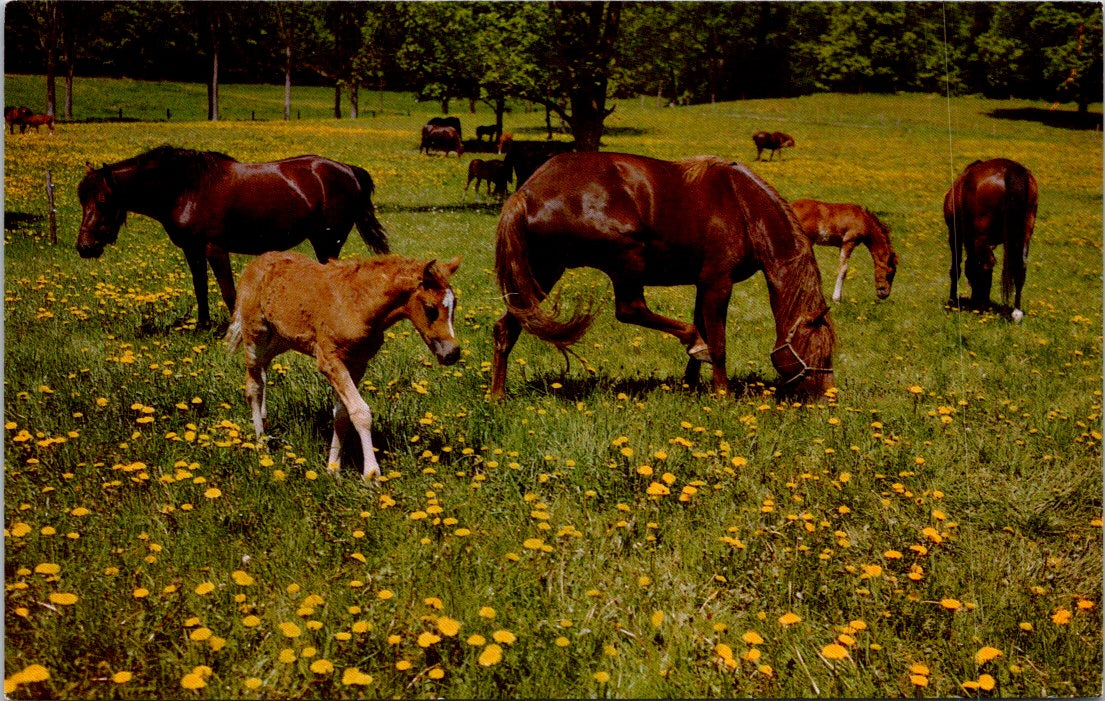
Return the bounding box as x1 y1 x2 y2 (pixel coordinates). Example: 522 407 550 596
5 1 1101 151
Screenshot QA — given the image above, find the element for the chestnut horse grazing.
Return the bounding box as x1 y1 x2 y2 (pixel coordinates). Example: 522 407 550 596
76 146 388 327
492 153 835 398
226 252 461 480
791 199 899 302
944 158 1038 322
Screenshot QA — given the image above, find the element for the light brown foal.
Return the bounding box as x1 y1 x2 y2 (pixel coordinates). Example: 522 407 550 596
790 199 899 302
227 251 461 480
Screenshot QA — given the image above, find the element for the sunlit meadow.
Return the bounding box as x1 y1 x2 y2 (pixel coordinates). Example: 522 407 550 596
4 76 1102 698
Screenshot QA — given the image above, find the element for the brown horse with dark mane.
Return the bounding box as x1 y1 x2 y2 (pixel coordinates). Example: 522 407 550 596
753 131 795 161
75 146 388 327
944 158 1037 322
791 199 899 302
492 152 835 398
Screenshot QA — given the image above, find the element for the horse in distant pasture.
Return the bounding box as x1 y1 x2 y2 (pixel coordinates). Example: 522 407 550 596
5 106 31 134
475 124 501 142
944 158 1038 321
427 116 462 139
227 252 461 480
420 125 464 156
791 199 899 302
753 131 795 161
22 113 54 133
501 140 574 189
75 146 388 327
497 133 513 154
463 159 508 200
492 152 835 399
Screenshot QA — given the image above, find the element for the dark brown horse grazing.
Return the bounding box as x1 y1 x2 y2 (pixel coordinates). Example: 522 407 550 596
492 153 835 398
944 158 1038 322
419 125 464 157
753 131 795 161
75 146 388 327
791 199 899 302
462 158 508 200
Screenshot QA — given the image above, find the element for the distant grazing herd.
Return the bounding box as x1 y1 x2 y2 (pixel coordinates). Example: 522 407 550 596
6 105 54 134
61 109 1036 478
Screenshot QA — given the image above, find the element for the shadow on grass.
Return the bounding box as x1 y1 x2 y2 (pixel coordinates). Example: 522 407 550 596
378 202 504 216
987 107 1102 132
515 369 776 402
4 211 44 231
945 296 1022 321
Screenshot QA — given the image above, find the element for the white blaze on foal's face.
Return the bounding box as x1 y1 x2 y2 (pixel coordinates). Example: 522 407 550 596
443 288 456 337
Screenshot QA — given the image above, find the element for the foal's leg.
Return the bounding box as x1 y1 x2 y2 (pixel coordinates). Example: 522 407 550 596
317 351 380 480
206 243 236 320
832 241 858 303
327 358 365 472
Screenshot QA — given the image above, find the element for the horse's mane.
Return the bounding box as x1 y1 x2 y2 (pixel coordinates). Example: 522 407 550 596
677 155 735 184
103 145 237 192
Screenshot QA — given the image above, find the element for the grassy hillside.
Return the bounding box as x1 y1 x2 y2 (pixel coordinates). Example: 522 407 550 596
4 75 1102 698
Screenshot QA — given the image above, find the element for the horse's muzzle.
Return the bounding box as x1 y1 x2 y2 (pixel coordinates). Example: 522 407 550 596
434 341 461 366
76 242 105 259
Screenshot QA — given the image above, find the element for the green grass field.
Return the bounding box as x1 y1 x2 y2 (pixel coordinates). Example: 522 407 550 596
4 75 1102 698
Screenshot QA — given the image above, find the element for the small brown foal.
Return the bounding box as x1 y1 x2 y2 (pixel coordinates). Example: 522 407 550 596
227 251 461 479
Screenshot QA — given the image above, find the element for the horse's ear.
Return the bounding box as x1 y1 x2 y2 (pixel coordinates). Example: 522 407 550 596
421 260 443 290
441 256 461 278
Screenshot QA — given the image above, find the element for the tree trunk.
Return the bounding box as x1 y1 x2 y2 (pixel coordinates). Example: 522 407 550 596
62 4 74 119
208 11 220 122
350 84 359 119
283 43 291 121
494 97 505 132
333 84 342 119
44 1 58 117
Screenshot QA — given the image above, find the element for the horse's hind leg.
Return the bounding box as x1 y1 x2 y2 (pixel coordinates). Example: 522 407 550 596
206 243 237 320
491 312 523 400
947 222 963 307
610 276 701 353
184 248 212 327
317 352 380 480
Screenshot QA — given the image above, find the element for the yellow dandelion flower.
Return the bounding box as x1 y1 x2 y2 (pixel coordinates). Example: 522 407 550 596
437 616 461 636
715 643 734 661
978 673 995 691
194 582 215 595
48 592 78 605
180 673 206 689
975 646 1003 664
231 570 255 586
940 598 962 611
428 668 445 680
418 631 442 647
821 643 848 660
909 662 929 675
650 610 665 627
910 674 929 687
278 648 297 663
523 537 545 550
646 481 670 496
279 622 302 638
594 671 611 683
377 589 394 600
309 659 334 675
478 644 503 666
242 615 261 628
467 634 487 646
203 487 222 499
478 606 496 619
341 668 373 686
742 630 765 645
132 587 150 599
189 627 213 641
555 636 570 647
778 612 801 626
492 629 516 644
112 671 133 684
244 678 263 690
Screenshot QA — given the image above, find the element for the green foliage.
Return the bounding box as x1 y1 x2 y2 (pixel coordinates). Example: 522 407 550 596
3 81 1102 698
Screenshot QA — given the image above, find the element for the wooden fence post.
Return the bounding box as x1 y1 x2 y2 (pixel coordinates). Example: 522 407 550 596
45 169 57 245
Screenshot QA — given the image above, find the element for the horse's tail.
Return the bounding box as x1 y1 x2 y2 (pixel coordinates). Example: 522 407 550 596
352 166 389 254
225 301 243 352
495 193 595 349
1001 162 1031 307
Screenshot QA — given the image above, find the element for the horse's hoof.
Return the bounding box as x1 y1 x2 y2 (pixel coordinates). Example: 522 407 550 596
688 341 711 362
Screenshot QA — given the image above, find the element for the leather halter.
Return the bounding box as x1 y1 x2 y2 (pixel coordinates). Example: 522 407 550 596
770 317 833 386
